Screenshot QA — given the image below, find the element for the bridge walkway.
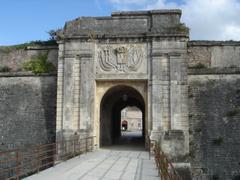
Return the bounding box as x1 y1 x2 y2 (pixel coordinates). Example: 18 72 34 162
24 131 160 180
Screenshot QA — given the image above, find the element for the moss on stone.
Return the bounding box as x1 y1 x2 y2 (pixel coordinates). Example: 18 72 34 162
212 137 224 145
22 53 56 74
0 66 11 72
190 63 207 69
226 108 239 117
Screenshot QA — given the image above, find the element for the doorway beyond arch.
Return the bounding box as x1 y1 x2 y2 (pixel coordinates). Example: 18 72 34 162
97 84 147 149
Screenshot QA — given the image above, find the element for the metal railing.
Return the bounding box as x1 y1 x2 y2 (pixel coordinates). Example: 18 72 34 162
148 136 182 180
0 136 95 180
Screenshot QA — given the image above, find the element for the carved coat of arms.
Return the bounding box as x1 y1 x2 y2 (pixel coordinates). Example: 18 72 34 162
98 45 144 72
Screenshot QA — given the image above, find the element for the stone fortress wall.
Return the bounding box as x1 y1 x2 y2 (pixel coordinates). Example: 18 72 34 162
0 45 58 71
0 46 58 150
0 41 239 179
0 17 240 180
0 74 57 150
188 41 240 179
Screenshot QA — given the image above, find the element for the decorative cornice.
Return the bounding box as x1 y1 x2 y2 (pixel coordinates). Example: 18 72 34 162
151 52 181 57
0 72 57 77
76 53 93 59
188 68 240 75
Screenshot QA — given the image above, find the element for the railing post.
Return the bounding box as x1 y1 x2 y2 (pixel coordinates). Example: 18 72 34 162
85 138 88 153
91 137 93 151
0 136 97 180
37 147 40 173
16 151 20 180
53 142 57 166
79 140 81 157
148 137 150 160
63 140 66 158
73 139 76 157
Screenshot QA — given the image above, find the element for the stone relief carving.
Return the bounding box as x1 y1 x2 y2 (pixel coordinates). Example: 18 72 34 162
98 44 144 72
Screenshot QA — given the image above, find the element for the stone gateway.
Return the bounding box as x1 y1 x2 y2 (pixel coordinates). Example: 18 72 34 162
2 8 239 179
55 9 190 173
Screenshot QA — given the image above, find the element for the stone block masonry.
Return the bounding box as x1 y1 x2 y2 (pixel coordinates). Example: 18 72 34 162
0 73 57 150
0 45 58 71
188 71 240 180
188 41 240 68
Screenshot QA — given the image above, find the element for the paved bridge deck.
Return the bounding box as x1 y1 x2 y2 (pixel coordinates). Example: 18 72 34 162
24 131 160 180
24 149 159 180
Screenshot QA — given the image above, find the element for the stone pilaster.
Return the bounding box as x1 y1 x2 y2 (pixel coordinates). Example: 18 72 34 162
56 43 64 136
79 54 93 134
150 39 189 160
72 56 81 131
169 53 188 131
62 56 75 131
151 54 171 132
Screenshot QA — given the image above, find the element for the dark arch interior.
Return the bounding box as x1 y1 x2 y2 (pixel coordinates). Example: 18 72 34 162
100 85 145 148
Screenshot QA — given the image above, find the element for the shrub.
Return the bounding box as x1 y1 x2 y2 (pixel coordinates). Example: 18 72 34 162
226 109 239 117
176 23 190 33
212 175 219 180
188 93 194 98
1 40 57 54
0 66 11 72
229 65 237 68
190 63 207 69
234 175 240 180
23 54 55 74
165 23 190 34
212 137 224 145
30 40 57 46
195 128 202 133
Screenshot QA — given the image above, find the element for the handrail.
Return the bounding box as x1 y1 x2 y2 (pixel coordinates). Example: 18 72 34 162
147 136 182 180
0 136 96 180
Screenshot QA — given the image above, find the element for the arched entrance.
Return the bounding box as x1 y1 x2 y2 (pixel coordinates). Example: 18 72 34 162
100 85 145 147
121 120 128 131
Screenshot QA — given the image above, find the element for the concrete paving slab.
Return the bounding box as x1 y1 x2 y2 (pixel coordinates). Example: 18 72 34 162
24 149 160 180
104 170 122 179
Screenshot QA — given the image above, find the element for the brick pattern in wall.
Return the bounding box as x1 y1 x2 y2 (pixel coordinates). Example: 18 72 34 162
0 75 57 150
188 74 240 180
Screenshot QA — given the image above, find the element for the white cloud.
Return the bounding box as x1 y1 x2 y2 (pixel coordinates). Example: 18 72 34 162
108 0 155 10
108 0 240 40
222 25 240 40
109 0 148 5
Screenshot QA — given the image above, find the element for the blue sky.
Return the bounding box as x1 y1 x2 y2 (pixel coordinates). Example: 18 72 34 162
0 0 113 45
1 0 240 45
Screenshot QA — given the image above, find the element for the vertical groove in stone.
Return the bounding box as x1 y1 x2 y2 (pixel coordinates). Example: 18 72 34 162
56 44 64 132
73 57 80 131
167 55 172 130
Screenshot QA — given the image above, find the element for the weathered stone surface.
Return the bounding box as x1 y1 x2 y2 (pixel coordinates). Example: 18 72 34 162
188 41 240 68
56 10 190 176
57 10 188 40
0 45 58 71
96 44 147 74
188 73 240 179
0 73 56 150
1 9 240 180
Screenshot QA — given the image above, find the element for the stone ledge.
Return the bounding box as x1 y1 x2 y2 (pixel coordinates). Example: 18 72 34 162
0 72 57 77
65 33 189 40
189 40 240 46
112 9 182 16
95 73 148 80
188 68 240 75
26 45 58 50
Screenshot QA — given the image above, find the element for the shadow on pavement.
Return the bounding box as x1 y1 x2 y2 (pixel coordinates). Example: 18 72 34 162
103 131 145 151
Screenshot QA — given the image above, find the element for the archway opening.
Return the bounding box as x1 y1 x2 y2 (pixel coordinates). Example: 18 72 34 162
121 106 142 132
100 85 145 148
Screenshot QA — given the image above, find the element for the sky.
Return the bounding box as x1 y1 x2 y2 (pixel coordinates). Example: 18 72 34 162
0 0 240 45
